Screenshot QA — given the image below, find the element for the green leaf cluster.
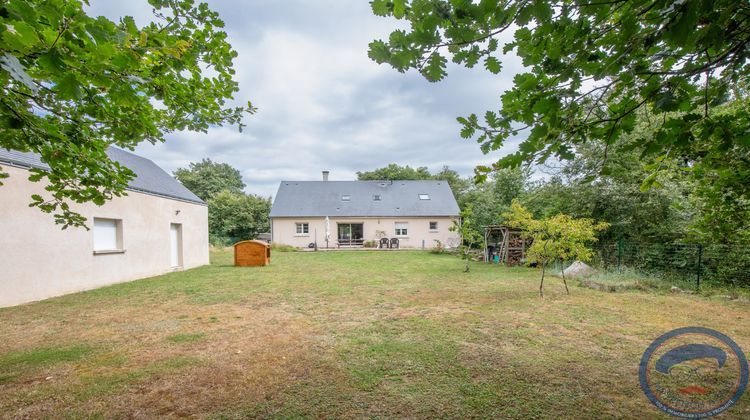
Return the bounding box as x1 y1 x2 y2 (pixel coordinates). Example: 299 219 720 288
173 158 245 202
502 200 608 296
368 0 750 225
208 190 271 247
503 201 608 266
0 0 254 228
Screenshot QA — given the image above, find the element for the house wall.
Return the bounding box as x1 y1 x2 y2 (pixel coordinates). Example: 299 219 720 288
0 165 209 308
271 216 460 249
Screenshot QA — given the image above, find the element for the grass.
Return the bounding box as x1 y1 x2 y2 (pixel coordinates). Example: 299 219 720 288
0 250 748 418
577 269 663 292
579 267 750 299
167 333 206 344
270 242 297 252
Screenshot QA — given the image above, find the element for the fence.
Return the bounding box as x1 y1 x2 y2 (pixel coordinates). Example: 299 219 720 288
592 240 750 290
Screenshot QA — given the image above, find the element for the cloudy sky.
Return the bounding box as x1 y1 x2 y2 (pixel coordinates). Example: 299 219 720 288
86 1 525 198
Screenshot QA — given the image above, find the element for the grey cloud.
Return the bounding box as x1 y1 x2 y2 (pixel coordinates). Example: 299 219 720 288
92 1 526 198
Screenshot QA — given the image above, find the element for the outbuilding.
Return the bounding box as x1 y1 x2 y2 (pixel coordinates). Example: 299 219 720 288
234 240 271 266
0 147 209 307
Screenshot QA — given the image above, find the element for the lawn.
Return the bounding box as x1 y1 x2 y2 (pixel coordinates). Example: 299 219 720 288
1 250 748 418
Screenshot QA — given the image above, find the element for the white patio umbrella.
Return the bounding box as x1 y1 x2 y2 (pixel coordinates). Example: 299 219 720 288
325 216 331 248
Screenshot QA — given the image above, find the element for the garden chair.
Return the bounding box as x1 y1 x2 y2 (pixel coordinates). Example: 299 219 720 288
390 238 399 249
379 238 390 249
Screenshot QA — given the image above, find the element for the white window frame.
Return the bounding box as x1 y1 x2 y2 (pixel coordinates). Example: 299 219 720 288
418 194 430 200
394 222 408 237
295 222 310 235
93 217 124 254
429 221 438 231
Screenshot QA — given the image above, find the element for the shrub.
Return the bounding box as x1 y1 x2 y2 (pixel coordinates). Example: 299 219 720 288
271 243 297 252
431 240 445 254
363 240 378 248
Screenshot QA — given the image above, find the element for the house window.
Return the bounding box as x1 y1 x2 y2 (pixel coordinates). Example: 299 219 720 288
395 222 408 236
373 194 381 201
295 223 309 235
429 221 438 231
341 194 351 201
93 218 123 252
418 194 430 200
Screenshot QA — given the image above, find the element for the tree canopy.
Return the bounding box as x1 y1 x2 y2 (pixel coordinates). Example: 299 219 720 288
173 158 268 246
208 190 270 246
368 0 749 209
173 158 245 201
0 0 254 227
357 163 471 200
356 163 433 181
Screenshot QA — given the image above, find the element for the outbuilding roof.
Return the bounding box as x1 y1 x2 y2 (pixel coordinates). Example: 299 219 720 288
0 147 204 205
269 180 460 218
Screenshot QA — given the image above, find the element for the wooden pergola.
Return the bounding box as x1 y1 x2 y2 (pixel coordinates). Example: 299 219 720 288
483 225 530 265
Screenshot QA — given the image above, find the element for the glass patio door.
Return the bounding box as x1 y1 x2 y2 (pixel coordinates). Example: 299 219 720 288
337 223 364 246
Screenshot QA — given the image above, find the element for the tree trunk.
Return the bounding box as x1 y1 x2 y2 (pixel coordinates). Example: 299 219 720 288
561 258 569 294
464 253 470 272
539 240 550 298
539 261 545 298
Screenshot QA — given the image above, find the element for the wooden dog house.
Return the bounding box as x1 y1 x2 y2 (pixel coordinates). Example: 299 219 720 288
234 240 270 267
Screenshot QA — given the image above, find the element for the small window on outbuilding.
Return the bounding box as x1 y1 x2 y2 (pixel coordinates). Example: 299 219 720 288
341 194 351 201
429 221 438 231
93 218 123 253
418 194 430 200
373 194 381 201
295 223 309 235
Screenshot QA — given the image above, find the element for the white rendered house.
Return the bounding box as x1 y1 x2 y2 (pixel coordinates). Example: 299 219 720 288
269 172 461 249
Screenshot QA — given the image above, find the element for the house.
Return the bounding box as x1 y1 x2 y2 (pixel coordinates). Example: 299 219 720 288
0 148 209 307
269 172 461 249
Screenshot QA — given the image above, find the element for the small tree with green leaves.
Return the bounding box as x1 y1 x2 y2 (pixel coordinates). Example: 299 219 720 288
450 205 482 272
503 201 608 297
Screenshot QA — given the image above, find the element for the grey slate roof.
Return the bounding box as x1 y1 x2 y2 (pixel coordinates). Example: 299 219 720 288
0 147 205 205
269 180 460 218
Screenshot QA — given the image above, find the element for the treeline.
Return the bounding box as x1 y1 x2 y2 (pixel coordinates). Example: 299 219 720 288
177 123 746 249
359 143 746 248
174 159 270 246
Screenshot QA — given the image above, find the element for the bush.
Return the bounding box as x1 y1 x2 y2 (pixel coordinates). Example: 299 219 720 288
430 240 445 254
578 268 661 292
363 240 378 248
209 234 235 247
271 243 297 252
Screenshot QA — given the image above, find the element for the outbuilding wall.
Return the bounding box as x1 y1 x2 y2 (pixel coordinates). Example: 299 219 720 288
271 216 460 249
0 165 209 307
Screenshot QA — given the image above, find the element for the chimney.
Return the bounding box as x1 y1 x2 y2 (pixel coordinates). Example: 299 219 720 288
322 170 330 181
